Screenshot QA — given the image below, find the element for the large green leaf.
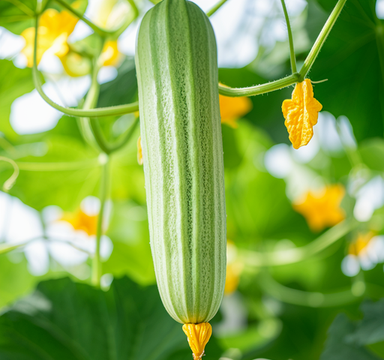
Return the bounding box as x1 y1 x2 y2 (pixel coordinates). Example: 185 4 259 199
308 0 384 142
0 277 222 360
0 0 36 35
0 254 35 310
2 135 100 211
320 301 384 360
347 300 384 346
98 58 138 108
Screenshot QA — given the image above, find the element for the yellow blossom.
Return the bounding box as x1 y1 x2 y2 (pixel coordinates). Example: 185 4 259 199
137 136 143 165
282 79 323 149
219 94 252 128
99 40 123 67
225 263 241 295
349 232 374 256
21 8 79 67
61 209 98 236
182 323 212 360
224 240 243 295
293 184 346 232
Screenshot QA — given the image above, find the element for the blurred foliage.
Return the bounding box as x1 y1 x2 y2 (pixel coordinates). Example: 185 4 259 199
0 277 223 359
0 0 384 359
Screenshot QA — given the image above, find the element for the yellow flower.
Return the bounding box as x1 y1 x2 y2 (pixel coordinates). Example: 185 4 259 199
224 263 240 295
99 40 123 67
61 209 98 236
349 232 374 256
182 323 212 360
21 8 79 67
224 240 243 295
293 184 346 232
219 94 252 128
282 79 323 149
137 136 143 165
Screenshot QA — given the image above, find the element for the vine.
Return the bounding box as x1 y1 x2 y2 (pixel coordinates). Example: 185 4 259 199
23 0 349 290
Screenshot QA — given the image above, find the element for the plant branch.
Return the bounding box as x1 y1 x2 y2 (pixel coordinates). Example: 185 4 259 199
260 273 363 307
33 17 139 118
241 219 357 267
16 159 99 171
218 73 300 97
108 116 139 153
299 0 347 77
110 0 139 39
280 0 297 73
218 0 347 96
91 158 109 287
207 0 228 17
0 156 19 191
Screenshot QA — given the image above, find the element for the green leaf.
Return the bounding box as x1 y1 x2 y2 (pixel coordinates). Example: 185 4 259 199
3 135 99 211
320 300 384 360
98 58 138 108
308 0 384 142
0 0 36 34
0 277 223 360
346 300 384 346
0 60 34 141
0 254 35 310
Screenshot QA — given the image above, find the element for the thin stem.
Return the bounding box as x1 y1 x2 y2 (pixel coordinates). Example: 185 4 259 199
111 0 139 39
241 219 357 267
207 0 228 17
0 156 19 191
33 17 139 117
108 116 139 153
260 273 363 307
280 0 297 73
91 159 109 287
218 73 300 97
299 0 347 78
79 62 106 152
0 237 92 256
81 58 139 154
16 159 99 171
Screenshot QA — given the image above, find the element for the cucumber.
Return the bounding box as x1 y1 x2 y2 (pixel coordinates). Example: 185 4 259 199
135 0 226 326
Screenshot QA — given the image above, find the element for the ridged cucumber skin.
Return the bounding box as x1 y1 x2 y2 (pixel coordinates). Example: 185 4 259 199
135 0 226 324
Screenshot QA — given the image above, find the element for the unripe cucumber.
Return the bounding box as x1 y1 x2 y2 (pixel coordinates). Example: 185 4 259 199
135 0 226 324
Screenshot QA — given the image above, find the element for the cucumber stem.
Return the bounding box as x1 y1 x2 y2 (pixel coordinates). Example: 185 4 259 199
91 157 109 287
280 0 297 73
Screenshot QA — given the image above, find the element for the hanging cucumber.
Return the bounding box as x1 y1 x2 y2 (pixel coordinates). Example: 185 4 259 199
135 0 226 357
